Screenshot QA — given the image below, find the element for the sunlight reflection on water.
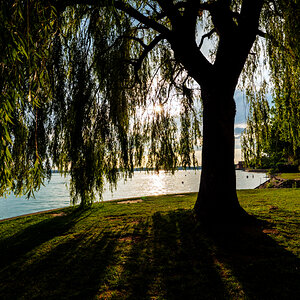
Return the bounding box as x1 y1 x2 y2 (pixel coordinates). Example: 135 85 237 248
0 170 268 220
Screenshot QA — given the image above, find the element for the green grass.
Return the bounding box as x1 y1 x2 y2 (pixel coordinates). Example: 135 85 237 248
278 172 300 180
0 190 299 299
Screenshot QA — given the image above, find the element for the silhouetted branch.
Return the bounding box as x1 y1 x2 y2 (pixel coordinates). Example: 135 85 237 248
120 36 147 48
268 0 283 17
115 1 170 35
134 34 164 82
198 28 216 49
56 0 171 35
124 34 165 83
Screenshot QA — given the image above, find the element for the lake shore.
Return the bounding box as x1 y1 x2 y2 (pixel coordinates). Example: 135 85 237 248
256 176 300 189
0 170 268 220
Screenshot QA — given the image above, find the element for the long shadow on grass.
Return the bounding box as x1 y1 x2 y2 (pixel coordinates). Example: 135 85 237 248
204 218 300 299
0 208 90 270
121 210 229 299
1 208 299 299
0 209 121 299
121 210 300 299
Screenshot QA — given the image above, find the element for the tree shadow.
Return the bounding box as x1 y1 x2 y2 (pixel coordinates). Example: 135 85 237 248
0 208 90 270
120 210 228 299
118 210 300 299
0 208 299 299
0 209 121 299
203 217 300 299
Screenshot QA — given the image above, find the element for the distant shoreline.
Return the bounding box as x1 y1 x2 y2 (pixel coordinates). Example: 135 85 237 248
51 166 203 174
244 168 269 173
52 167 269 173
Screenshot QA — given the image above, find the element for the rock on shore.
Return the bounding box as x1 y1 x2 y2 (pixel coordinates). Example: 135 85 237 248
256 177 300 189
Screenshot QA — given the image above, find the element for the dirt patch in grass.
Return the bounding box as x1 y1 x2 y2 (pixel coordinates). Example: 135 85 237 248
117 199 143 204
118 235 142 242
51 212 67 217
119 236 133 242
130 221 140 225
262 228 279 235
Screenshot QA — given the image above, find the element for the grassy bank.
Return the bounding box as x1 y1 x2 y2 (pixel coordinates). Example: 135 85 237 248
0 189 299 299
277 172 300 180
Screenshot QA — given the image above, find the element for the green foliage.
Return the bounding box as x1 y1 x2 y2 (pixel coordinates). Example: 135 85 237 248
241 84 272 168
0 1 57 197
242 0 300 169
1 1 202 206
1 0 298 206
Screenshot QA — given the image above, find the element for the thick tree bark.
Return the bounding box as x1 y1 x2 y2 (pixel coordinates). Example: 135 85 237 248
194 86 249 223
170 36 251 223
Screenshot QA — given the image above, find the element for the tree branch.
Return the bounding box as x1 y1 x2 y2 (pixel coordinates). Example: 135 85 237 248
209 1 238 38
119 35 147 48
135 34 164 82
198 28 216 49
182 0 202 32
239 0 264 33
56 0 171 35
114 1 170 35
213 0 264 86
268 0 283 17
125 34 165 83
156 0 181 24
154 1 187 20
257 29 281 48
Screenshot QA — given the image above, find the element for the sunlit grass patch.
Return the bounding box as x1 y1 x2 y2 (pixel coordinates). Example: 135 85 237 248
278 173 300 180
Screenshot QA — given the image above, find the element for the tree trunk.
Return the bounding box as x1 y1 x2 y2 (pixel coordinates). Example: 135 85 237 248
169 28 258 224
194 86 249 223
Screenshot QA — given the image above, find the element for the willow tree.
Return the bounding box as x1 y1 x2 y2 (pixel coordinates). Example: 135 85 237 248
0 0 293 222
242 0 300 171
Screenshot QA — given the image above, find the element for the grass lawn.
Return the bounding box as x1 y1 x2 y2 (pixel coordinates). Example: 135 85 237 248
0 189 299 299
278 173 300 180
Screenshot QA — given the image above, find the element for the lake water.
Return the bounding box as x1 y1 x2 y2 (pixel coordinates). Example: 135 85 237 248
0 170 268 220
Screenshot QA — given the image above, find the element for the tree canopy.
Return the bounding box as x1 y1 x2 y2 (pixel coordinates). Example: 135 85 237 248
242 0 300 171
1 0 298 212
